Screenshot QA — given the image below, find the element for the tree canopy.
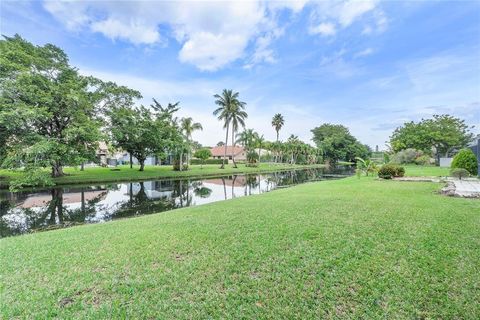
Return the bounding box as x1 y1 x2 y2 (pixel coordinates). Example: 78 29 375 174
389 114 473 158
0 34 141 188
311 124 370 163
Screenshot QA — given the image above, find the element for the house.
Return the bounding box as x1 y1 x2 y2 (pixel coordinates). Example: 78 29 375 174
210 146 246 161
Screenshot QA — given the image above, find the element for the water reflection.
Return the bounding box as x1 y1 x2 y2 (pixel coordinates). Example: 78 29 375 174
0 167 352 237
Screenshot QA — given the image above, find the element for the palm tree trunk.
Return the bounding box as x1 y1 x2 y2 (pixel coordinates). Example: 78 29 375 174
232 128 237 168
222 123 229 169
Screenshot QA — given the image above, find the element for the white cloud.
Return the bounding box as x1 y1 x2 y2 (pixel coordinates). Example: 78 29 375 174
354 47 374 58
309 22 336 36
338 0 376 27
309 0 386 37
43 0 304 71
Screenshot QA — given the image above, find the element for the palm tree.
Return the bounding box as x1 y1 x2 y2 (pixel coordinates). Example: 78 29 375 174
181 117 203 167
256 134 265 161
213 89 246 169
229 104 247 168
271 113 285 142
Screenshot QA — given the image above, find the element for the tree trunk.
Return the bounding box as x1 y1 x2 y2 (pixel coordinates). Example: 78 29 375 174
51 162 64 177
80 162 84 171
276 130 279 142
130 153 133 169
139 159 145 171
221 123 229 169
232 128 237 168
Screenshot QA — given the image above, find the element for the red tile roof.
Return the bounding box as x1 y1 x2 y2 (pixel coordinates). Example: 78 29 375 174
210 146 245 157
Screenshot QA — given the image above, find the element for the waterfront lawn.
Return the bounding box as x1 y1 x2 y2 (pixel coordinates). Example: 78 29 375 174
1 177 479 318
0 163 324 188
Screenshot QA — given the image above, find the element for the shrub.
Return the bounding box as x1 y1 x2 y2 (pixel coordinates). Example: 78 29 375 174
378 164 405 179
391 148 423 164
414 154 431 165
190 158 228 165
451 149 478 175
450 168 470 180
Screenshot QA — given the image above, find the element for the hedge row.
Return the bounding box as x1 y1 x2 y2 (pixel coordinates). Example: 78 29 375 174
191 158 228 165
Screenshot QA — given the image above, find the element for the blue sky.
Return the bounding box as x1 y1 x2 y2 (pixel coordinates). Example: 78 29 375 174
1 0 479 148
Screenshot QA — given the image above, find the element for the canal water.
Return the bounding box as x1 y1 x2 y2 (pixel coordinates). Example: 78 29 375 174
0 166 352 237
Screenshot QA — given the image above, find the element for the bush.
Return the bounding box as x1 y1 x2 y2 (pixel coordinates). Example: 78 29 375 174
378 164 405 179
450 168 470 180
190 158 228 165
414 154 432 165
391 148 423 164
451 149 478 175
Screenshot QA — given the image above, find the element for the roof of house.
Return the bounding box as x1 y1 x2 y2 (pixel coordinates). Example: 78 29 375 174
210 146 244 157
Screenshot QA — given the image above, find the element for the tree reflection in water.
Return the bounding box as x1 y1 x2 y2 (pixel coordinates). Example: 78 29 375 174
1 166 353 237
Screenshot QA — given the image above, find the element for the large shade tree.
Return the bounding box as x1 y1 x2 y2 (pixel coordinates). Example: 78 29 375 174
311 124 370 163
389 114 473 160
0 35 140 188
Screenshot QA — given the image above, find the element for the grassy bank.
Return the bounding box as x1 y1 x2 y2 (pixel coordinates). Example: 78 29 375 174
0 163 326 189
1 176 479 318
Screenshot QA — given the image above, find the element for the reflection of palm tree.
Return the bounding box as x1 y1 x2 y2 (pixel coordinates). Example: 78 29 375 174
221 178 227 200
231 175 237 199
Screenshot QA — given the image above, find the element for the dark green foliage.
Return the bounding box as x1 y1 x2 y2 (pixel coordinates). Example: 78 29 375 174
0 35 141 186
450 168 470 180
451 149 478 175
190 159 228 165
390 115 473 158
378 164 405 179
311 124 371 163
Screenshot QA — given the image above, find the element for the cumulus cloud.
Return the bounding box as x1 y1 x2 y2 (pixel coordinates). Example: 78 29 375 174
309 0 387 37
43 0 304 71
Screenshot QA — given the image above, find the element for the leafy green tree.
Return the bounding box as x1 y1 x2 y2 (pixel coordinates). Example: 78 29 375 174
390 114 473 160
0 35 141 187
311 124 370 163
109 105 178 171
272 113 285 142
213 89 247 169
194 148 212 168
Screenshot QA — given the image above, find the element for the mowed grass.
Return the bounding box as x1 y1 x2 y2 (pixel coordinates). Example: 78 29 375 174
0 163 324 189
403 165 451 177
1 177 479 318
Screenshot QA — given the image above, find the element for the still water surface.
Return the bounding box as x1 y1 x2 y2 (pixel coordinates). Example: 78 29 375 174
0 166 352 237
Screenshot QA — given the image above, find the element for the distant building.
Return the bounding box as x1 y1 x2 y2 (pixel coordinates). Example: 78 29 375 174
210 146 246 161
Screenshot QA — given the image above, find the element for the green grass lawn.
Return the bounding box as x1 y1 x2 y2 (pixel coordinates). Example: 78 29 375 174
1 177 479 318
403 165 451 177
0 163 325 189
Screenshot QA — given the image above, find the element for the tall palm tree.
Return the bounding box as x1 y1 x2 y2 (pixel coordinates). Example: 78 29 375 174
229 104 247 168
180 117 203 167
271 113 285 142
213 89 247 169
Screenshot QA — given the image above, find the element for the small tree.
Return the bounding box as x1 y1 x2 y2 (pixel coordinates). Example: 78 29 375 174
451 149 478 175
194 148 212 169
450 168 470 180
